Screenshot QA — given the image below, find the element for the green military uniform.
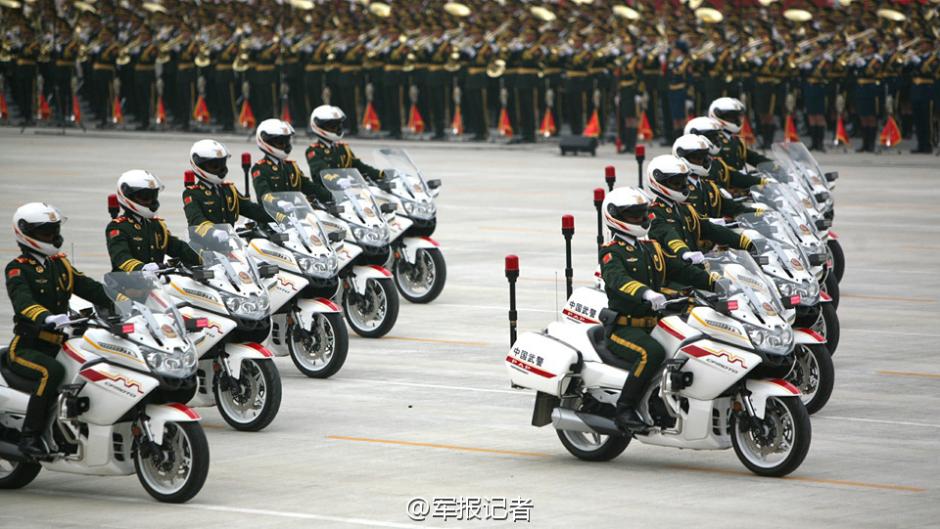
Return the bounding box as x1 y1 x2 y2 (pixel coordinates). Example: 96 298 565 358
600 238 716 389
707 155 766 194
304 141 384 203
182 180 269 234
5 252 111 402
106 215 200 272
649 199 753 255
686 178 754 220
251 155 319 202
717 133 770 171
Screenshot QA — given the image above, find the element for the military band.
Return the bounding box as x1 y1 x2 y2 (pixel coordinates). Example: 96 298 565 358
0 0 937 153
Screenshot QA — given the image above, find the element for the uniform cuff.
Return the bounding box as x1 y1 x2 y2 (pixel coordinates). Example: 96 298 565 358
667 240 690 253
22 304 50 322
619 281 648 297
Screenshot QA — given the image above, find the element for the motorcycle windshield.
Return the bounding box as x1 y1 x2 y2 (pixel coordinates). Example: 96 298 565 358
704 250 786 321
104 271 180 322
372 147 431 198
738 211 813 273
187 223 270 318
319 168 390 247
772 142 829 190
261 192 339 277
755 182 819 235
756 161 793 184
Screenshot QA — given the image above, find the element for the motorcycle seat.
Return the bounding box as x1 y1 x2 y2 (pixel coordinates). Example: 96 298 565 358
586 325 636 372
0 349 41 394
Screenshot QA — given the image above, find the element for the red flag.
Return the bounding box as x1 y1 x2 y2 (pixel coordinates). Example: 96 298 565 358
112 96 124 124
155 96 167 125
37 93 52 121
740 116 756 147
879 116 902 147
407 104 425 134
582 109 601 138
0 92 8 120
637 111 653 141
498 107 513 137
239 100 256 129
71 94 81 124
361 101 381 131
193 96 210 124
784 114 799 143
834 115 849 146
279 102 292 125
450 106 463 136
539 108 557 137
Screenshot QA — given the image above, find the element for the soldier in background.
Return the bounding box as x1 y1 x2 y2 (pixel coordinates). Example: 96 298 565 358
12 25 39 126
211 24 239 132
616 36 640 153
907 39 936 154
249 25 279 122
461 25 489 141
132 25 158 130
382 27 407 139
564 32 590 135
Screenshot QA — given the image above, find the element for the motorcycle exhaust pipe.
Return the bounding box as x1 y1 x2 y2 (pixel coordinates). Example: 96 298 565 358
0 440 28 463
551 408 622 437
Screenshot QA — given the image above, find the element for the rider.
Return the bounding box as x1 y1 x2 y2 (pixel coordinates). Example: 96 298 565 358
250 118 323 206
107 170 200 272
685 116 766 193
183 139 270 236
305 105 386 203
600 188 718 430
646 154 755 263
6 203 112 457
708 98 771 171
672 134 758 220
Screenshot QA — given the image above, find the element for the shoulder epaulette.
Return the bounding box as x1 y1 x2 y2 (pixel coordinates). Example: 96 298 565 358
112 216 128 223
14 256 29 264
49 252 66 261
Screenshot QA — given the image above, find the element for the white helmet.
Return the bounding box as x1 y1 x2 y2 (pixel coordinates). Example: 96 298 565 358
256 118 295 160
117 170 164 219
672 134 714 177
684 117 723 153
708 97 745 134
310 105 346 144
604 187 653 239
13 202 66 256
190 139 231 185
646 154 692 204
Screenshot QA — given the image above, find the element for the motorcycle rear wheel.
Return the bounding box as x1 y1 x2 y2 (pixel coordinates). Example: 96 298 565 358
0 457 41 489
556 428 630 462
731 396 811 477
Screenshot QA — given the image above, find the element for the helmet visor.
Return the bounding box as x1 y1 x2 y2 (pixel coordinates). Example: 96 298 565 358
698 129 722 145
128 187 160 208
714 109 742 127
654 170 690 192
24 221 61 243
262 133 293 153
316 117 345 134
193 155 229 177
682 149 711 169
608 203 649 225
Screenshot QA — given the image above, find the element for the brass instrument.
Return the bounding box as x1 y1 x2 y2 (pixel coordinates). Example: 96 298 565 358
157 34 187 65
233 39 250 72
486 58 506 78
694 7 723 24
115 36 143 66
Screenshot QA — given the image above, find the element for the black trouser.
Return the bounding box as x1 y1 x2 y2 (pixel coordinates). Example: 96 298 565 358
336 74 360 135
606 325 665 408
514 78 537 141
213 68 236 130
13 64 37 123
911 83 934 152
91 67 114 124
464 73 487 138
8 334 65 434
250 69 277 122
617 83 638 151
565 76 587 135
52 65 72 123
428 72 448 138
383 72 403 137
285 62 305 125
176 66 195 128
133 68 155 128
304 69 325 119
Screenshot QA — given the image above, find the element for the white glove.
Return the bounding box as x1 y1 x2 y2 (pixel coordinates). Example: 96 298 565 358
212 229 230 244
45 313 71 329
141 262 160 273
710 217 726 226
681 251 705 265
276 200 295 213
642 290 667 311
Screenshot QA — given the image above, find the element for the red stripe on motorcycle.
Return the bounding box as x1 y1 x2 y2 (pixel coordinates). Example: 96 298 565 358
561 308 599 324
794 328 825 342
63 343 86 363
79 368 105 382
828 231 839 239
420 236 440 247
315 297 341 311
505 355 556 379
657 321 685 340
244 342 274 357
819 291 832 302
368 265 392 277
167 402 201 420
770 378 800 395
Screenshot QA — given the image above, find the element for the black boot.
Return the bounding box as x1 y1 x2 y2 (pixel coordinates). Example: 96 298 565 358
621 127 637 154
614 375 649 432
761 125 774 150
18 397 50 459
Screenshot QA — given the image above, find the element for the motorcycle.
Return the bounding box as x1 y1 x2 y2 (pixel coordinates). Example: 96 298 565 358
508 250 812 477
165 224 282 431
0 272 209 502
371 147 447 304
313 168 400 338
243 191 350 378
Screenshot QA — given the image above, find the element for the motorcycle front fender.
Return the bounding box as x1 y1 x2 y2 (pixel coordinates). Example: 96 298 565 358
223 342 275 379
145 403 200 445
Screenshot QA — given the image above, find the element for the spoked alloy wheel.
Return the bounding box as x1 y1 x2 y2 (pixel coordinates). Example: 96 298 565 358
731 396 811 477
134 421 209 503
214 359 282 431
393 248 447 304
287 312 349 378
343 278 400 338
786 343 834 414
827 239 845 283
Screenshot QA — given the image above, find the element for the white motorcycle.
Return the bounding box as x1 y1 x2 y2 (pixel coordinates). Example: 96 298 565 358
0 272 209 502
371 147 446 304
165 224 282 431
314 168 401 338
243 192 350 378
511 251 812 477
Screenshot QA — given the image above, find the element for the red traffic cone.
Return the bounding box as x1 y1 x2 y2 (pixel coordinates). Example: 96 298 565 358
538 108 557 137
37 93 52 121
784 114 800 143
155 96 167 125
498 107 513 137
879 116 902 147
407 104 425 133
112 96 124 124
834 115 849 146
582 109 601 138
238 100 256 129
0 92 8 120
71 94 81 124
193 96 210 124
450 106 464 135
740 116 756 147
361 101 380 131
637 111 653 141
279 102 292 125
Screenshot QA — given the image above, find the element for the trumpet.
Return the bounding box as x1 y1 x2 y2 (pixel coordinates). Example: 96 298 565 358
157 34 188 65
115 36 143 66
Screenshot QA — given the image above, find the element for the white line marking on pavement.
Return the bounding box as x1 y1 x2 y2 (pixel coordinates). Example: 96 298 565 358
23 489 439 529
342 377 526 395
819 416 940 429
841 328 940 338
433 302 556 314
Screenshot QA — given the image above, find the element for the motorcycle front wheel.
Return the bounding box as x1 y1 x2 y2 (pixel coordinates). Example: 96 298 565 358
287 312 349 378
134 421 209 503
731 396 811 477
786 343 834 414
823 272 840 310
393 248 447 304
828 239 845 283
343 277 400 338
214 359 282 431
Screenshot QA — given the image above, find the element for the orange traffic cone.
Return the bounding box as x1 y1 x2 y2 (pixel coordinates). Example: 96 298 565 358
193 96 210 124
582 109 601 138
637 111 653 141
37 93 51 121
740 116 756 147
539 108 557 137
0 92 8 120
784 114 800 143
450 106 463 135
70 94 81 124
879 116 901 147
497 107 512 137
407 104 425 134
155 96 167 125
361 101 380 131
279 102 292 125
834 115 849 146
238 100 256 129
112 96 124 124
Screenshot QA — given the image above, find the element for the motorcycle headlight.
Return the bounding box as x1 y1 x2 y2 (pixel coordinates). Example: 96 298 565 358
402 199 436 220
297 254 339 278
142 345 198 378
220 292 269 319
352 225 389 247
744 323 793 356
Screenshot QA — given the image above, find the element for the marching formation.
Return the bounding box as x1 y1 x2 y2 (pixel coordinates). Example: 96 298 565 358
1 1 937 152
0 106 445 501
505 96 842 477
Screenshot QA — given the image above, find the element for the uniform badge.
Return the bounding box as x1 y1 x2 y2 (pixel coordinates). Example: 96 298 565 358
7 268 20 278
602 253 612 264
161 324 177 339
184 196 193 205
626 257 638 262
36 266 44 273
252 170 261 178
109 229 121 238
307 150 316 159
625 244 634 251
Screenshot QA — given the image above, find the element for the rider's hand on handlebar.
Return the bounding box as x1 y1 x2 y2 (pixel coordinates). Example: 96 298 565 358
276 200 295 213
141 262 160 273
642 290 668 311
681 251 705 265
212 229 230 244
44 313 71 330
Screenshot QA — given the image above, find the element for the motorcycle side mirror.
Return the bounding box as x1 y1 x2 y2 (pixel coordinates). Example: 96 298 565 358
814 191 830 202
781 295 802 309
757 255 770 266
328 230 345 243
79 307 95 318
715 299 739 315
824 171 838 182
814 218 832 230
258 263 279 278
380 202 396 214
808 253 827 266
192 269 215 281
184 317 209 332
426 179 442 190
270 232 289 243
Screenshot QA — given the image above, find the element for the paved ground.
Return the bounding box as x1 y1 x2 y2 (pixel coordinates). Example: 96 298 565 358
0 127 938 528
